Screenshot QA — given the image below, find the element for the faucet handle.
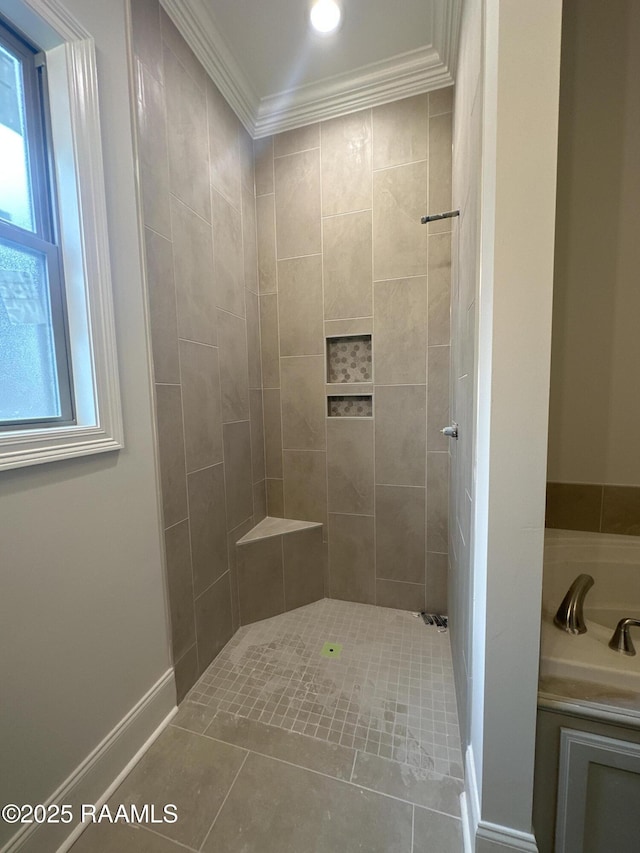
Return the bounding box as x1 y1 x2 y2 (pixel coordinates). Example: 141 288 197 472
608 618 640 656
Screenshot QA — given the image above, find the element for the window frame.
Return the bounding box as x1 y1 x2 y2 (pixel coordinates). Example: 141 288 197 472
0 0 123 470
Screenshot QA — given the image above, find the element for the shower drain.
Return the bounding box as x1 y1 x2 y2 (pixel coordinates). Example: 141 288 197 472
320 642 342 659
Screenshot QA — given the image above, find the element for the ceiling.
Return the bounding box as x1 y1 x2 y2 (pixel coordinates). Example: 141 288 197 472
161 0 461 138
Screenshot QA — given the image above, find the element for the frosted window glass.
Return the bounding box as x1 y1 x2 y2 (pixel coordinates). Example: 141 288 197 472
0 238 60 422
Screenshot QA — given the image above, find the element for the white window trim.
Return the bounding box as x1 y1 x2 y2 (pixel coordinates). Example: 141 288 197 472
0 0 123 471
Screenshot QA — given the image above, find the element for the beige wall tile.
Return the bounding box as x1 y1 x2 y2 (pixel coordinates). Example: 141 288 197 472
249 389 266 484
239 126 255 195
155 384 188 527
281 357 326 451
427 452 449 553
327 419 374 515
263 389 283 479
164 520 195 661
321 111 372 215
277 255 324 355
275 123 320 157
428 233 452 346
375 385 426 487
375 485 426 584
171 197 216 346
245 290 262 389
374 277 428 384
131 0 163 85
254 137 274 196
427 112 453 235
372 95 427 170
373 161 427 281
145 228 179 384
253 480 267 522
207 80 241 212
283 527 325 610
275 149 321 259
180 341 223 472
227 516 255 633
163 46 210 222
160 8 207 90
267 478 285 517
545 482 603 532
223 421 253 530
376 579 425 612
329 513 375 604
212 189 244 317
174 644 199 702
135 62 170 238
427 346 450 451
256 194 277 294
237 537 285 625
283 450 327 527
217 309 250 423
429 86 454 117
195 571 233 670
259 294 280 388
323 212 373 320
187 463 228 597
242 187 258 294
426 552 448 613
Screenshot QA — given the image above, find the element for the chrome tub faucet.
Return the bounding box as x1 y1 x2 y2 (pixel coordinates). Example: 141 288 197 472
554 574 595 635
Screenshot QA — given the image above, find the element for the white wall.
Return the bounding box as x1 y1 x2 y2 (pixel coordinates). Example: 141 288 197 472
0 0 173 848
452 0 563 849
547 0 640 487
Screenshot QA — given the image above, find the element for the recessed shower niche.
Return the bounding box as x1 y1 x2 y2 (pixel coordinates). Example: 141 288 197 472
326 334 373 417
326 334 372 383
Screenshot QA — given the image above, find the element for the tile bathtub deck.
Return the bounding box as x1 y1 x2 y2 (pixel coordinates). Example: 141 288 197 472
72 599 464 853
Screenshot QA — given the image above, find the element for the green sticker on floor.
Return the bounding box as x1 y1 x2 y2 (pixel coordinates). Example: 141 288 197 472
321 642 342 659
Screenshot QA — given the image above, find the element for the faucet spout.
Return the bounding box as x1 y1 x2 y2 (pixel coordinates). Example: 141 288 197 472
553 573 594 635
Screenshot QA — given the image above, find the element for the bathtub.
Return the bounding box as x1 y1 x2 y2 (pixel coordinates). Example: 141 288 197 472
540 529 640 692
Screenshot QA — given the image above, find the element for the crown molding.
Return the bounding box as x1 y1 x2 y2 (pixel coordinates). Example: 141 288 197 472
160 0 461 140
253 44 452 137
160 0 259 133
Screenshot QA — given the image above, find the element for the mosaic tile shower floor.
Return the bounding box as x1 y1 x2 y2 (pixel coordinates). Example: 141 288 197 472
186 599 463 779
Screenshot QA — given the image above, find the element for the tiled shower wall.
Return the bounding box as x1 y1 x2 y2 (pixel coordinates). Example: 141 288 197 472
131 0 265 700
254 92 453 612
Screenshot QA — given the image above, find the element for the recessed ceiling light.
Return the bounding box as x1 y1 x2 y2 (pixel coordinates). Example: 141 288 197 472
309 0 342 35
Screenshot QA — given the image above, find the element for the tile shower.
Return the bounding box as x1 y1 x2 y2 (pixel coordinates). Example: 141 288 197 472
131 0 453 698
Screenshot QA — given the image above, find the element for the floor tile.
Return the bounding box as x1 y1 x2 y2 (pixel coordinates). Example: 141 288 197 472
202 752 413 852
70 823 186 853
203 710 355 780
108 726 245 849
352 751 462 815
413 805 464 852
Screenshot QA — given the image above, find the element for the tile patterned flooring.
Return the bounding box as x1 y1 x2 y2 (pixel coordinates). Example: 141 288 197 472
71 600 464 853
191 599 462 777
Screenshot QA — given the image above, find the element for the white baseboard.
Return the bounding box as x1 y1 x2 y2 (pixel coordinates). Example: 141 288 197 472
464 744 539 852
2 669 176 853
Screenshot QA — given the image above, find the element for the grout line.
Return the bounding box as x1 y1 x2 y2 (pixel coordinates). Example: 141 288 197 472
411 804 415 853
198 750 250 851
372 158 427 174
277 251 323 262
137 824 199 852
177 337 218 350
273 144 321 160
196 729 462 815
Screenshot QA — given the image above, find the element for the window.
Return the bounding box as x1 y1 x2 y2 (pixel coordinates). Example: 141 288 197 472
0 16 74 429
0 0 123 470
